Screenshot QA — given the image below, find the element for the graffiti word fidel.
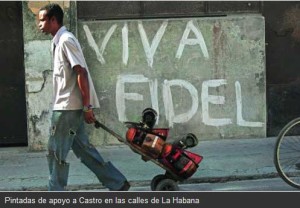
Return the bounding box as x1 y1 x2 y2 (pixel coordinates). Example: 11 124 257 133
116 75 264 128
83 20 209 67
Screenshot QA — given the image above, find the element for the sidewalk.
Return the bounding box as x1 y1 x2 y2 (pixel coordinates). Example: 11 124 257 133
0 137 279 191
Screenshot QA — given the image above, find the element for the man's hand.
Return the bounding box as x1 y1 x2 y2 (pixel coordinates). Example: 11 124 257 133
84 110 96 124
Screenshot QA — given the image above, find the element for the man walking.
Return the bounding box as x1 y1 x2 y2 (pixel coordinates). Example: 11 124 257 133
38 3 130 191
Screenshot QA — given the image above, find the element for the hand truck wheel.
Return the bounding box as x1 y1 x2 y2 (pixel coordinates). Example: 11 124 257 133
155 178 179 191
150 174 167 191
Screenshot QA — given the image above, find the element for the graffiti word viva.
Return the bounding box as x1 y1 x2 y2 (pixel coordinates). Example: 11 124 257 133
116 75 264 128
83 20 209 67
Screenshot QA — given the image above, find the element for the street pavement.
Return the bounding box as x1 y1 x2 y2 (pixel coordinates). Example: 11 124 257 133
0 136 285 191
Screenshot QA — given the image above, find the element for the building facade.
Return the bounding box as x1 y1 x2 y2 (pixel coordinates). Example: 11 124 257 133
0 1 299 151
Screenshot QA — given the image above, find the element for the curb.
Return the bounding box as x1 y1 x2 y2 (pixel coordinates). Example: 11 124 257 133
1 173 281 192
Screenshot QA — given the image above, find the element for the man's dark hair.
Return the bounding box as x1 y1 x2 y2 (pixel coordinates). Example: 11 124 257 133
40 3 64 25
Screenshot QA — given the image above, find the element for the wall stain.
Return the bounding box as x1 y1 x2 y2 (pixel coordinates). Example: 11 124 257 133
212 22 227 80
29 110 49 137
255 72 265 93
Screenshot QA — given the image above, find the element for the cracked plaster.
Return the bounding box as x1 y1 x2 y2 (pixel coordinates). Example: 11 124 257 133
23 1 102 150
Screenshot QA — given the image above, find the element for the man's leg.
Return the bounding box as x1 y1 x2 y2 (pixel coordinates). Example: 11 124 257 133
72 122 129 191
47 152 70 191
47 110 82 191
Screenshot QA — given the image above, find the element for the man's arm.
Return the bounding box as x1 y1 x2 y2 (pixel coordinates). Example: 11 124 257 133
73 65 96 124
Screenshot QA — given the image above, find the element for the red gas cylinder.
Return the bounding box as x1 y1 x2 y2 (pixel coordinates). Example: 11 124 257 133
126 128 137 143
161 143 173 158
152 128 169 141
141 134 165 158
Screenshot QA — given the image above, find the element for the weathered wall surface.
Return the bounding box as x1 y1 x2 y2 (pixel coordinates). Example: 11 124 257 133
78 15 266 143
23 0 266 150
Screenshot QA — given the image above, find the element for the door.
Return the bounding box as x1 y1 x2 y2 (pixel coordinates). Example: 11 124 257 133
263 2 300 136
0 2 27 146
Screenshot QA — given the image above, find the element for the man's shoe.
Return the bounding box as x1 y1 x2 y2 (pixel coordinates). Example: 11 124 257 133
118 181 130 191
295 163 300 170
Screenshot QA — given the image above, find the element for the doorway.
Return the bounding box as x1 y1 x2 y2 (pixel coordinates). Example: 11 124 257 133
0 2 27 146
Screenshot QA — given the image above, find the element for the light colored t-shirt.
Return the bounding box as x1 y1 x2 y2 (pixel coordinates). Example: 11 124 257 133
52 26 100 110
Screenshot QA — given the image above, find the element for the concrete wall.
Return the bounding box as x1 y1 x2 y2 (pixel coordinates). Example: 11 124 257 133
78 15 266 143
23 1 266 150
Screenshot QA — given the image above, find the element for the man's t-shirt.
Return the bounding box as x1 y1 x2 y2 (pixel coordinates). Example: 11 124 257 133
52 26 100 110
